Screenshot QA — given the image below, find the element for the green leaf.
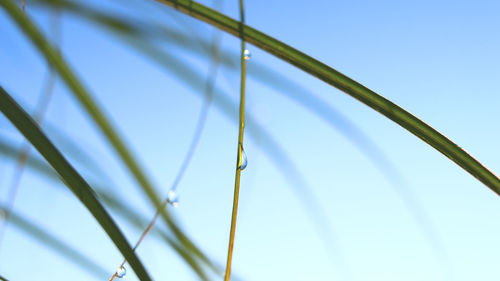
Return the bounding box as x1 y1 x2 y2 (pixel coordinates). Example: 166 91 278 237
0 87 152 281
0 205 108 278
0 136 215 280
153 0 500 195
0 0 205 267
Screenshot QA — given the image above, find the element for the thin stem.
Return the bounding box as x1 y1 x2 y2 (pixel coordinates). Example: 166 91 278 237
224 0 246 280
108 3 224 279
108 199 168 281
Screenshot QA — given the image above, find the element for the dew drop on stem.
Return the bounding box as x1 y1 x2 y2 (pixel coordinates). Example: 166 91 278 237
167 189 179 208
116 266 126 278
238 144 248 171
243 49 251 60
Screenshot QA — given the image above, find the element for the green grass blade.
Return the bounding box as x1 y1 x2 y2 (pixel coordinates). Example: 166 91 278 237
0 205 108 278
153 0 500 195
102 38 350 276
27 0 410 200
0 136 215 280
13 8 460 275
0 0 205 266
0 87 152 281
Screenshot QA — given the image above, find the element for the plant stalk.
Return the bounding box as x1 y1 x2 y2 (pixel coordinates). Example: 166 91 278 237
224 1 247 280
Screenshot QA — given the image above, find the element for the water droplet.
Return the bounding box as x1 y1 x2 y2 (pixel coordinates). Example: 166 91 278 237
238 144 248 170
167 189 179 208
116 266 126 278
243 49 251 60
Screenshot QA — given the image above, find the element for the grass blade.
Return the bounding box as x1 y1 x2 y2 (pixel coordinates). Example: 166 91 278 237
0 0 206 268
0 205 108 278
153 0 500 195
14 7 453 276
0 137 217 280
0 86 152 281
0 9 60 252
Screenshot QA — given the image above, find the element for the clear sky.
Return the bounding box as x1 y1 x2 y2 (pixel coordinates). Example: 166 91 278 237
1 0 500 280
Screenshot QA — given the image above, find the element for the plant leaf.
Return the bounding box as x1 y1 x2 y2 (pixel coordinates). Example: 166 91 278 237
152 0 500 195
0 136 216 280
0 86 152 281
0 205 108 278
0 0 206 267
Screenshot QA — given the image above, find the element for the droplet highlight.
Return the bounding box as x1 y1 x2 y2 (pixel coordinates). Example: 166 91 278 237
116 266 126 278
243 49 251 60
238 145 248 171
167 189 179 208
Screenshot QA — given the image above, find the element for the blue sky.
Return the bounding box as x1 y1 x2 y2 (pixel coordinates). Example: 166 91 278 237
1 0 500 280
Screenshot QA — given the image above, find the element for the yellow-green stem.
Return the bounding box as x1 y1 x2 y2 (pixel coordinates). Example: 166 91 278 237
224 0 246 280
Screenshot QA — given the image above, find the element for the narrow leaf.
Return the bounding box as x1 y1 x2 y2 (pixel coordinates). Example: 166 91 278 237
0 205 108 278
0 0 205 266
154 0 500 195
0 87 152 281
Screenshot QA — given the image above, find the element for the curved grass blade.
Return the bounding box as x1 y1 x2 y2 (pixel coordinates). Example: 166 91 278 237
124 38 354 279
0 87 152 281
93 36 350 278
0 137 218 280
0 0 207 267
17 7 449 277
7 2 383 278
0 205 108 278
153 0 500 195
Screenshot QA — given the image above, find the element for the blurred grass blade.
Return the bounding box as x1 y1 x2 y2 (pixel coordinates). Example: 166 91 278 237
109 39 350 278
0 87 152 281
0 205 108 278
0 136 217 280
109 7 225 280
0 138 58 179
6 1 349 273
0 0 207 267
30 3 448 275
154 0 500 195
0 9 60 252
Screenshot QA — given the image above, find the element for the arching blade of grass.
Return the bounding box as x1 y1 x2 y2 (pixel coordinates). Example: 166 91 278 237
153 0 500 195
0 137 217 280
2 0 348 272
0 205 108 278
0 87 152 280
8 2 441 278
14 7 449 276
0 0 206 267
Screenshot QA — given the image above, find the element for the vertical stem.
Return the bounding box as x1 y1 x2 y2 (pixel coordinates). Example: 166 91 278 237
224 0 246 280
